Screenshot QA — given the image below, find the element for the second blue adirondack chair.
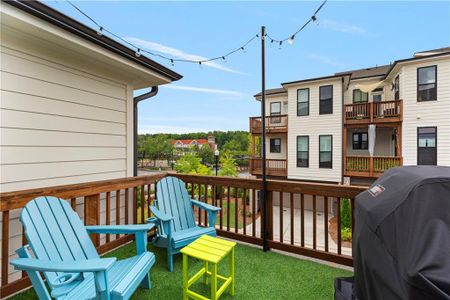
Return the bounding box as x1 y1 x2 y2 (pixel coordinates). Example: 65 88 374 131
10 196 156 300
148 176 221 271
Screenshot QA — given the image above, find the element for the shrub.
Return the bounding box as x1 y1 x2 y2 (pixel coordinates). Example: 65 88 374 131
340 198 352 230
341 227 352 242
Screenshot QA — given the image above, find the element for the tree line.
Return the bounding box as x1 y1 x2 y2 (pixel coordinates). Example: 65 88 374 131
137 131 253 173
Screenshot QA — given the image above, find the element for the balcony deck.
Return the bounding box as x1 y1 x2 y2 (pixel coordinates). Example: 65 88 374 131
345 156 403 177
250 115 288 134
344 100 403 125
0 172 365 298
249 158 287 177
11 240 352 300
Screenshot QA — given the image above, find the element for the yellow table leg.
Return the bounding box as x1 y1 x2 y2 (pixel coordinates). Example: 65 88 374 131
230 247 235 296
183 254 188 300
203 261 209 284
211 263 217 300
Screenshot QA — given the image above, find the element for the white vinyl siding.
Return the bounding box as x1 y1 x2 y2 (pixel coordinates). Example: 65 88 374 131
287 79 342 183
400 57 450 166
265 134 287 160
0 21 135 283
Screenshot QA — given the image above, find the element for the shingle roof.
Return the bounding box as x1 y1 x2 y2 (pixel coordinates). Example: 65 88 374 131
335 64 391 80
414 46 450 57
253 87 287 98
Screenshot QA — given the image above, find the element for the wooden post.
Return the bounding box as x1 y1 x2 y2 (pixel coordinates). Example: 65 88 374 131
343 127 347 177
369 102 373 123
85 194 101 246
267 191 273 242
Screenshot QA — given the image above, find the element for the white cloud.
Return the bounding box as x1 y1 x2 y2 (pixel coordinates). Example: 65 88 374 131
304 52 344 67
319 19 367 35
160 84 245 97
126 37 244 74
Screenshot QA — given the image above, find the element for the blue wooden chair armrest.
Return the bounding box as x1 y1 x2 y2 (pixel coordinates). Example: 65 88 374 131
85 224 155 234
150 206 174 222
11 257 116 272
191 199 220 228
191 199 221 212
86 224 155 255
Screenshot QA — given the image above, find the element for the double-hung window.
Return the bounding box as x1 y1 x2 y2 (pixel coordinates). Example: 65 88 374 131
319 135 332 168
270 102 281 124
297 136 309 167
319 85 333 114
297 88 309 116
353 132 368 150
353 89 368 103
417 66 437 101
270 138 281 153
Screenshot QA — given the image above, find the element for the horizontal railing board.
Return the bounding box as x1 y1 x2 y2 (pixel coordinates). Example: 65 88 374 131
0 173 165 211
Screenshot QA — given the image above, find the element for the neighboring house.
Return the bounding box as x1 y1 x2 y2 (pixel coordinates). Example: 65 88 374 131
172 135 217 154
249 47 450 184
0 0 181 283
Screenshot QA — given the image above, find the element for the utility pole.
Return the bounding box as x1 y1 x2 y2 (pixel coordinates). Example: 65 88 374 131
260 26 269 252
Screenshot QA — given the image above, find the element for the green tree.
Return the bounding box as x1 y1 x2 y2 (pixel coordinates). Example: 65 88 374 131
145 135 173 167
175 153 212 175
198 145 215 165
218 151 238 177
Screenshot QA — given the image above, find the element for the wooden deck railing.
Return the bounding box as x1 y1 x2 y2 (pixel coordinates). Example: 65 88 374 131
345 156 402 177
250 115 288 134
345 100 402 124
249 158 287 177
0 172 366 297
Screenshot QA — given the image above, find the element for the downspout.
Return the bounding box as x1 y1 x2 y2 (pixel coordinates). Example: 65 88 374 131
133 86 158 176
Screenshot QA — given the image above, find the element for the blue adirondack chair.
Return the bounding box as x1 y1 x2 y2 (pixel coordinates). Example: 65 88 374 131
148 176 221 271
10 196 156 300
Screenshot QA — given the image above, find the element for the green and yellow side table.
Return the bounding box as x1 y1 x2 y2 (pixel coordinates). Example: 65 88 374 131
181 235 236 300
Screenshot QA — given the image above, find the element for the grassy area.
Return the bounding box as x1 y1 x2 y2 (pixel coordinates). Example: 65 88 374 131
11 241 351 299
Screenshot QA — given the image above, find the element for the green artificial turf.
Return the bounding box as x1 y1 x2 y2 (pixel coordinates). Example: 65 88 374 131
11 241 351 299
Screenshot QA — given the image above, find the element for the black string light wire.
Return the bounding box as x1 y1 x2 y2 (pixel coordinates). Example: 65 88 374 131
64 0 327 66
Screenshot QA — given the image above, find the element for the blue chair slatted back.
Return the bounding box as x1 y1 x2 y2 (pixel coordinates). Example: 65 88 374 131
20 196 99 289
155 177 196 234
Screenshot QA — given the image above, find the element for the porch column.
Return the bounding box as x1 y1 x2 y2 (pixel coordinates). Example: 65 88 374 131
397 125 403 163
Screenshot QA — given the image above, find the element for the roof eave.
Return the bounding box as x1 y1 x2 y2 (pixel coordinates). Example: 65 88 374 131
4 0 183 82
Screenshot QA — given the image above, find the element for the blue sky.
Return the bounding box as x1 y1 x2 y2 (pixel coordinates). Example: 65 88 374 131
46 1 450 134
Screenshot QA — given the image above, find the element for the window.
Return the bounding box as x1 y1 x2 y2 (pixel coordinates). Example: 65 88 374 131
417 66 437 101
372 87 383 102
270 102 281 123
297 88 309 116
353 132 368 150
394 75 400 100
297 136 309 167
373 94 382 102
270 138 281 153
319 85 333 114
319 135 332 168
417 127 437 165
353 89 368 103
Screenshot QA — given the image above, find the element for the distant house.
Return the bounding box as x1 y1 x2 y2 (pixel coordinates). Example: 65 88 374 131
171 135 216 154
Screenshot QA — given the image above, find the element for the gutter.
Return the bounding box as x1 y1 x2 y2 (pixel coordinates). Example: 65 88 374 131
133 86 158 176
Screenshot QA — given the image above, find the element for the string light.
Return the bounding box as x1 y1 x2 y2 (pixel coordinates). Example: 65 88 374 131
62 0 327 67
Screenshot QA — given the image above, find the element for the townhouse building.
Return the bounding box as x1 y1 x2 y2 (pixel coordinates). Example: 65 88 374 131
249 47 450 185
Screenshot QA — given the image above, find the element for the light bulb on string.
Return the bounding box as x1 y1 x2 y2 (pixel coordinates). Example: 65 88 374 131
97 27 103 36
170 59 175 66
135 49 141 57
198 61 203 69
278 41 283 50
222 56 227 63
312 15 319 25
241 46 247 53
287 35 295 45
